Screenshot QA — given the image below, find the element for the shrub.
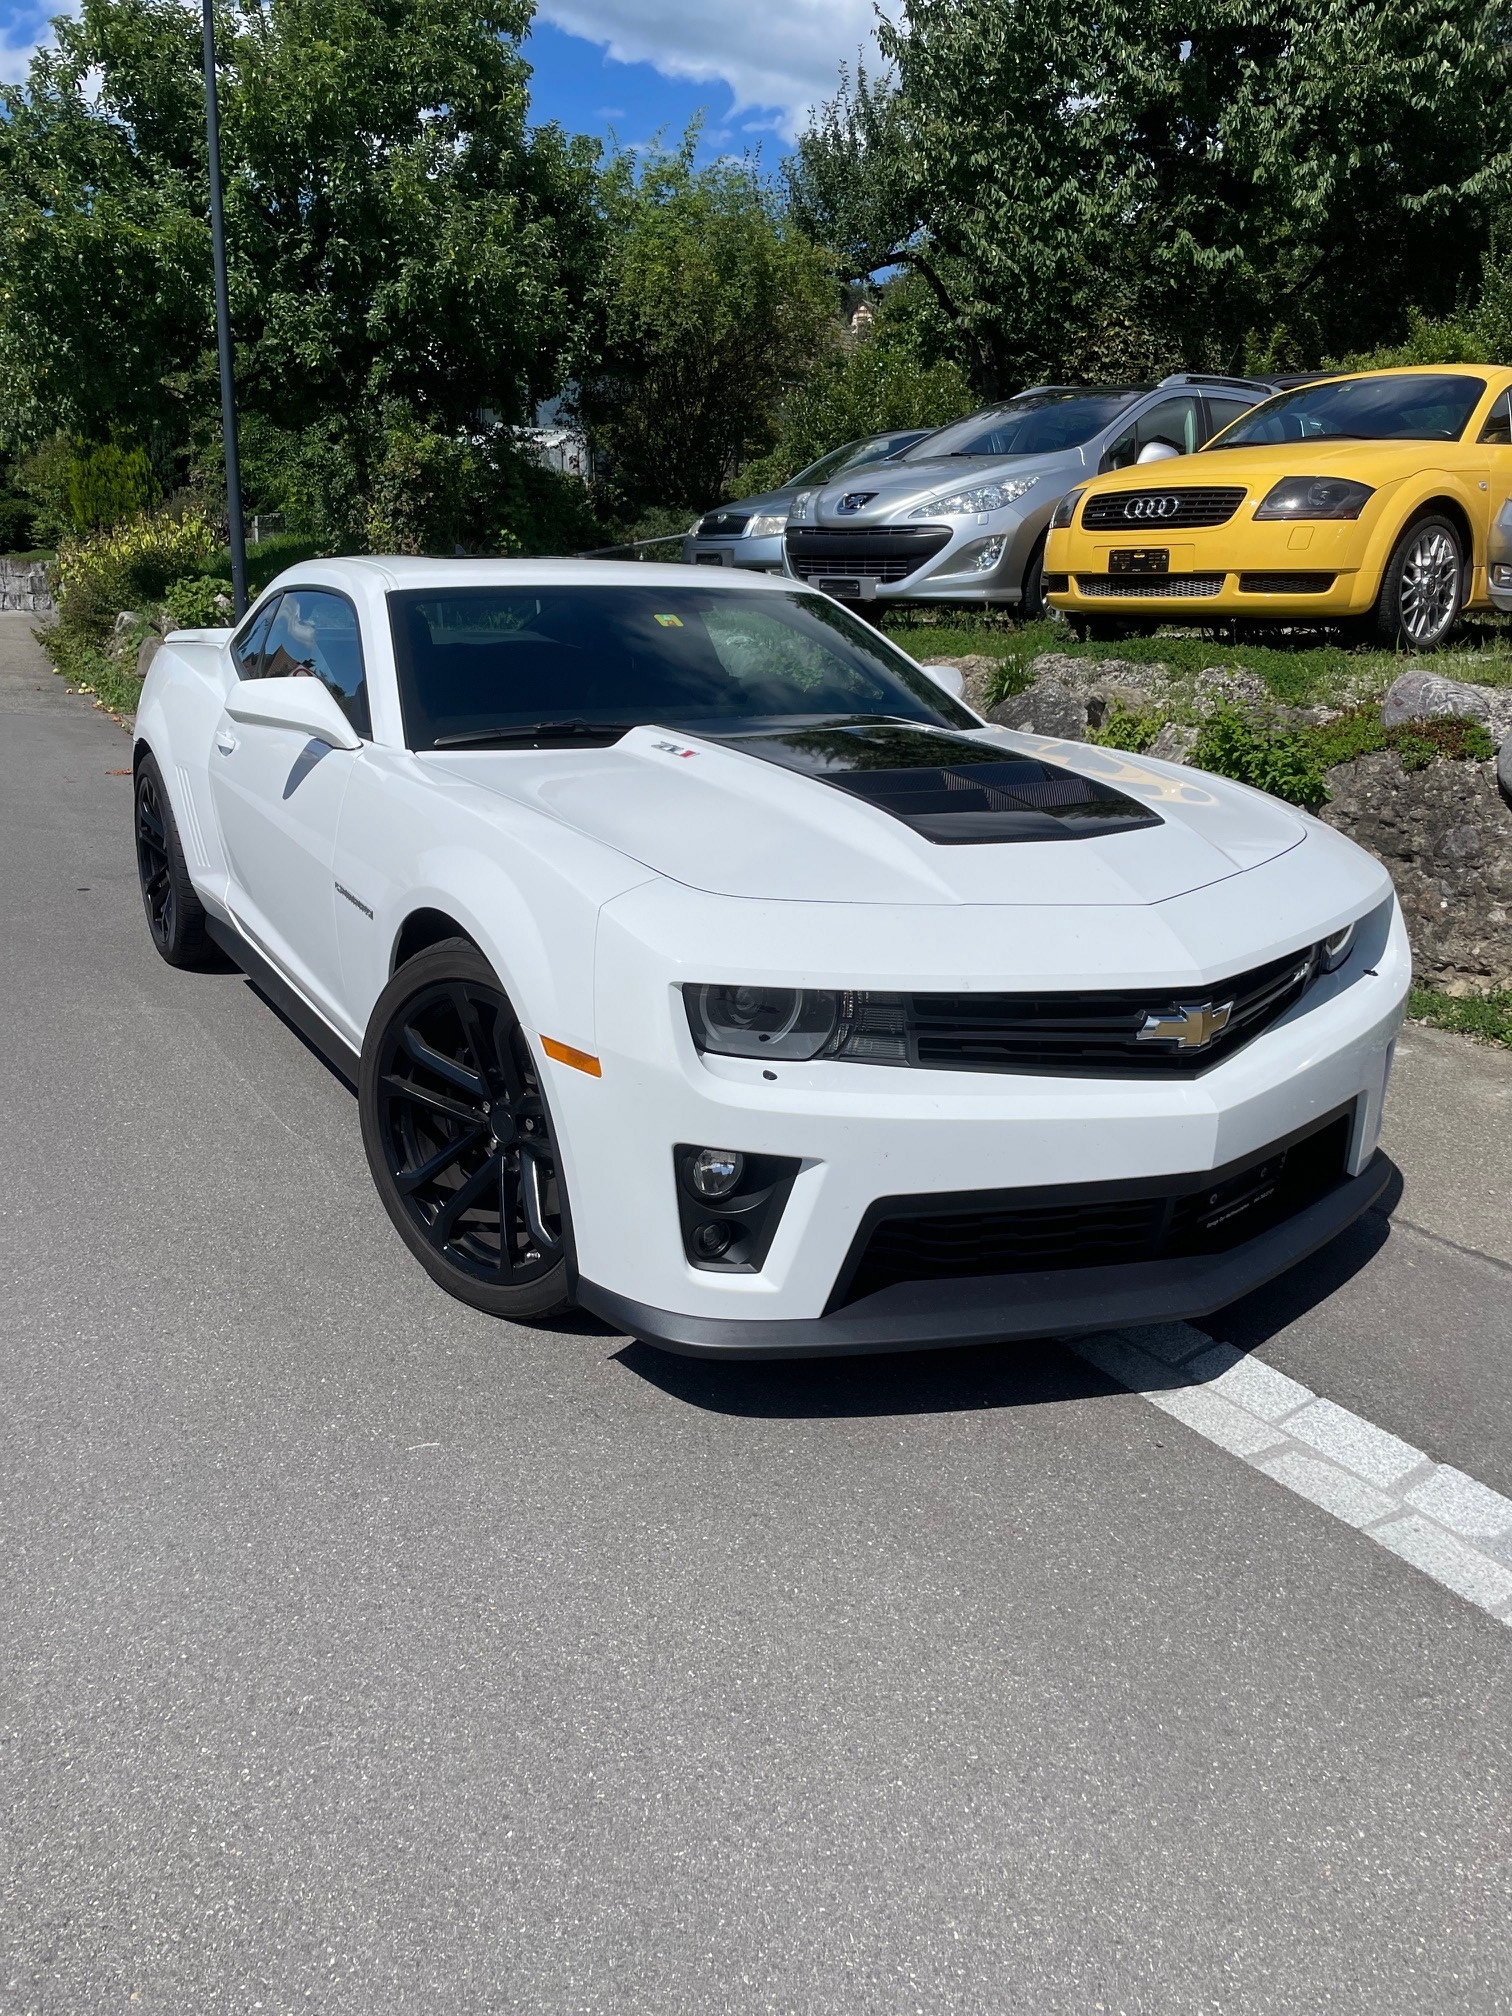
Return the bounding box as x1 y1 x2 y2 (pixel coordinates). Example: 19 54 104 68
163 574 231 630
65 442 157 533
54 510 218 641
1309 705 1496 773
0 493 37 553
1086 702 1164 753
1191 706 1331 807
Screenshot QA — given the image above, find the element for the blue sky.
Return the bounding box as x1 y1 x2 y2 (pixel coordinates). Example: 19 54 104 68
1 0 881 152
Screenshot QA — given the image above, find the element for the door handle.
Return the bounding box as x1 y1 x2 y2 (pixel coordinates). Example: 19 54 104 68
215 730 238 755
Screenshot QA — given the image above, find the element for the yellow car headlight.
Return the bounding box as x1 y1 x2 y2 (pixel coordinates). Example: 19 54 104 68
1254 476 1374 521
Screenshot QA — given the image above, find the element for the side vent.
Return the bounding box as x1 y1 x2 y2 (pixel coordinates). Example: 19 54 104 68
175 764 207 868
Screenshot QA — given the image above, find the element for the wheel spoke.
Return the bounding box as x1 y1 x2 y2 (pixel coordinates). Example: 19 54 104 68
138 800 165 847
519 1144 562 1253
395 1125 487 1195
432 1153 501 1242
449 985 499 1096
380 1074 482 1126
401 1024 487 1099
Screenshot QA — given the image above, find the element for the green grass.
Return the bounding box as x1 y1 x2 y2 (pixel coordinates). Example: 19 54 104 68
0 548 55 565
42 623 144 721
1409 984 1512 1049
879 609 1512 713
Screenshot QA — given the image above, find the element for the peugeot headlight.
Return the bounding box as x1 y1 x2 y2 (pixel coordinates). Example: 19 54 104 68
907 476 1041 520
685 985 908 1063
1254 476 1374 521
746 512 788 538
788 490 815 524
1050 487 1086 531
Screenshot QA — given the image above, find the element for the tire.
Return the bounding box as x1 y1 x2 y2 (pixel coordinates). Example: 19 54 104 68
1373 514 1465 651
1019 532 1049 621
134 752 212 967
359 939 576 1321
1069 614 1135 643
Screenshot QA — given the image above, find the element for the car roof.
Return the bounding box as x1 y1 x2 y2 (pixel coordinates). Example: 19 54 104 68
280 556 808 594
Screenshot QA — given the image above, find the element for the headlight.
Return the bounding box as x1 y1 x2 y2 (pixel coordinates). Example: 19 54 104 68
688 520 703 536
1050 487 1085 531
1320 921 1356 971
746 512 787 538
788 490 815 524
685 985 908 1063
1254 476 1374 521
907 476 1041 520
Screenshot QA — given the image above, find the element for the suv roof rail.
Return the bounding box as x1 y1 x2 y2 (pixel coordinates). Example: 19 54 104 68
1157 372 1277 393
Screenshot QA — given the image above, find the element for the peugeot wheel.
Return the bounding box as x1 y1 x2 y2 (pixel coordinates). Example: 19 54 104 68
1374 515 1464 651
1019 532 1050 621
359 939 575 1320
134 753 212 967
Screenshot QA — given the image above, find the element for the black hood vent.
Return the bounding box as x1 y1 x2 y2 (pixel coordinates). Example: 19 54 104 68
720 723 1163 846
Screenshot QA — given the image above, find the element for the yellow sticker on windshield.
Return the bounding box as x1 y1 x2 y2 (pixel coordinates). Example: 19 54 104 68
654 613 683 627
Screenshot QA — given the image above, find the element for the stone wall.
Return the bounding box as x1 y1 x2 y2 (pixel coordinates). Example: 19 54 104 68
0 560 54 615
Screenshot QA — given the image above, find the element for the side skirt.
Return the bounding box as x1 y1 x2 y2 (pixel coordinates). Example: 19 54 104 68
205 915 362 1088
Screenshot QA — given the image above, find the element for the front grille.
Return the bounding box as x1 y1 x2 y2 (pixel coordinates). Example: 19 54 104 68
1238 572 1337 595
785 526 952 583
832 1110 1352 1306
1082 487 1246 530
1076 573 1225 599
697 511 750 537
905 944 1320 1077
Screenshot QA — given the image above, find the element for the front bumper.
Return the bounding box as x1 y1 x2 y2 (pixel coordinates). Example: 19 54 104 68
541 883 1410 1357
579 1150 1391 1357
682 533 786 574
1047 515 1378 620
783 508 1048 606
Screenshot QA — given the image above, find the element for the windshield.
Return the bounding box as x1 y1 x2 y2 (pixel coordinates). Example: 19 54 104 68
1208 374 1487 447
791 430 929 485
389 585 976 750
908 389 1148 460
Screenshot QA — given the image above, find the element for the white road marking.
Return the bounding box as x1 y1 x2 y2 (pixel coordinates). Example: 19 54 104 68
1071 1325 1512 1626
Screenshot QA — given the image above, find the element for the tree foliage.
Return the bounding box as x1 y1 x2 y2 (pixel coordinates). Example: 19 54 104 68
573 146 835 512
788 0 1512 391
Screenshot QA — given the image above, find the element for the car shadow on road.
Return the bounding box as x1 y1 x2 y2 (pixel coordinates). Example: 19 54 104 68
612 1159 1407 1419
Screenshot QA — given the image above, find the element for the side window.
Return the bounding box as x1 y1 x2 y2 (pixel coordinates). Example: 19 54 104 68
1479 390 1512 446
1203 396 1257 442
1103 396 1202 470
231 596 279 678
261 589 371 738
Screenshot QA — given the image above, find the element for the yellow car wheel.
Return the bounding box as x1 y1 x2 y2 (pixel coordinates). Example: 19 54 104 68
1373 514 1465 651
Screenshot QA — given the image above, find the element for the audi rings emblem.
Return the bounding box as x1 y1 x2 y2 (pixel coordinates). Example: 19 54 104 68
1122 494 1181 521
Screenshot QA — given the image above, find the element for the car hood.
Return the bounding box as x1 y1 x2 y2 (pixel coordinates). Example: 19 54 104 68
1086 437 1447 504
422 722 1306 907
699 484 797 523
809 451 1080 526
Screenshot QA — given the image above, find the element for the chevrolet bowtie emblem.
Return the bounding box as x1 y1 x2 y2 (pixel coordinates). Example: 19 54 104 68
1137 1000 1234 1049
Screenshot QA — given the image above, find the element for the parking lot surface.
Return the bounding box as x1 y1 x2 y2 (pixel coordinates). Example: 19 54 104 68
3 613 1511 2014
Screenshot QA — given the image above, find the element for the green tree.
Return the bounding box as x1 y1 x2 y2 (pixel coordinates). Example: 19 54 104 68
573 145 835 512
0 0 604 508
788 0 1512 391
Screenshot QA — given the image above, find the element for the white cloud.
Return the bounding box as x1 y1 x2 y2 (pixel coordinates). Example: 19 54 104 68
537 0 883 142
0 0 80 86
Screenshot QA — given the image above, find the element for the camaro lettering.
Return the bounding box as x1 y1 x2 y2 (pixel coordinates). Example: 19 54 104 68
1123 495 1181 520
335 881 374 919
652 740 696 758
1137 1000 1233 1049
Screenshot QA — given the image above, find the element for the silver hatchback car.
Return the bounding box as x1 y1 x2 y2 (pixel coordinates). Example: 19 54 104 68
782 375 1282 614
682 428 935 576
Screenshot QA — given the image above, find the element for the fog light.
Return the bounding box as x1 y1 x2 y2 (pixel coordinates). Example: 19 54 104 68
690 1147 744 1197
693 1221 733 1258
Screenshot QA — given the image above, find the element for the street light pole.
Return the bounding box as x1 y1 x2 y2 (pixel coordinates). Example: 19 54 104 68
201 0 247 617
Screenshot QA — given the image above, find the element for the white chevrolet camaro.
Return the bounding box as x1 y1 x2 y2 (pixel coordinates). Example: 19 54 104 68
133 557 1408 1356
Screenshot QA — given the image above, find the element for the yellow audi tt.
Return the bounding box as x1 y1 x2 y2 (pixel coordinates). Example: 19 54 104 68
1045 364 1512 649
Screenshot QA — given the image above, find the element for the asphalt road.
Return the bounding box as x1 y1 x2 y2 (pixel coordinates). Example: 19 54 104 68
4 614 1512 2015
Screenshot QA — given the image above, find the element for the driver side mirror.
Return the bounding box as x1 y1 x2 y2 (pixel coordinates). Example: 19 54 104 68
225 675 363 751
1136 440 1182 465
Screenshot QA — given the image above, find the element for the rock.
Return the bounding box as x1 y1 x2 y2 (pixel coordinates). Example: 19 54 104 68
1319 750 1512 990
1192 665 1274 715
928 653 1003 718
1501 735 1512 805
1380 670 1512 747
1147 723 1199 765
989 676 1086 739
112 609 141 638
213 591 233 617
136 633 162 679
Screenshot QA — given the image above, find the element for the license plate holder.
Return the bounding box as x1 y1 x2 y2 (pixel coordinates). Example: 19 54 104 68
1109 547 1169 575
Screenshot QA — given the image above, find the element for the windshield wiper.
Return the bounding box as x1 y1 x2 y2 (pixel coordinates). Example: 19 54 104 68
432 720 639 748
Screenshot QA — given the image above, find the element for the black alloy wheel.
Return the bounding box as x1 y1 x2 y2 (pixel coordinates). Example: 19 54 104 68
134 753 211 967
1374 514 1465 650
359 940 575 1320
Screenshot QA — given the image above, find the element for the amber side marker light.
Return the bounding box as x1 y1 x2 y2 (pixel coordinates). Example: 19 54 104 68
541 1035 602 1077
